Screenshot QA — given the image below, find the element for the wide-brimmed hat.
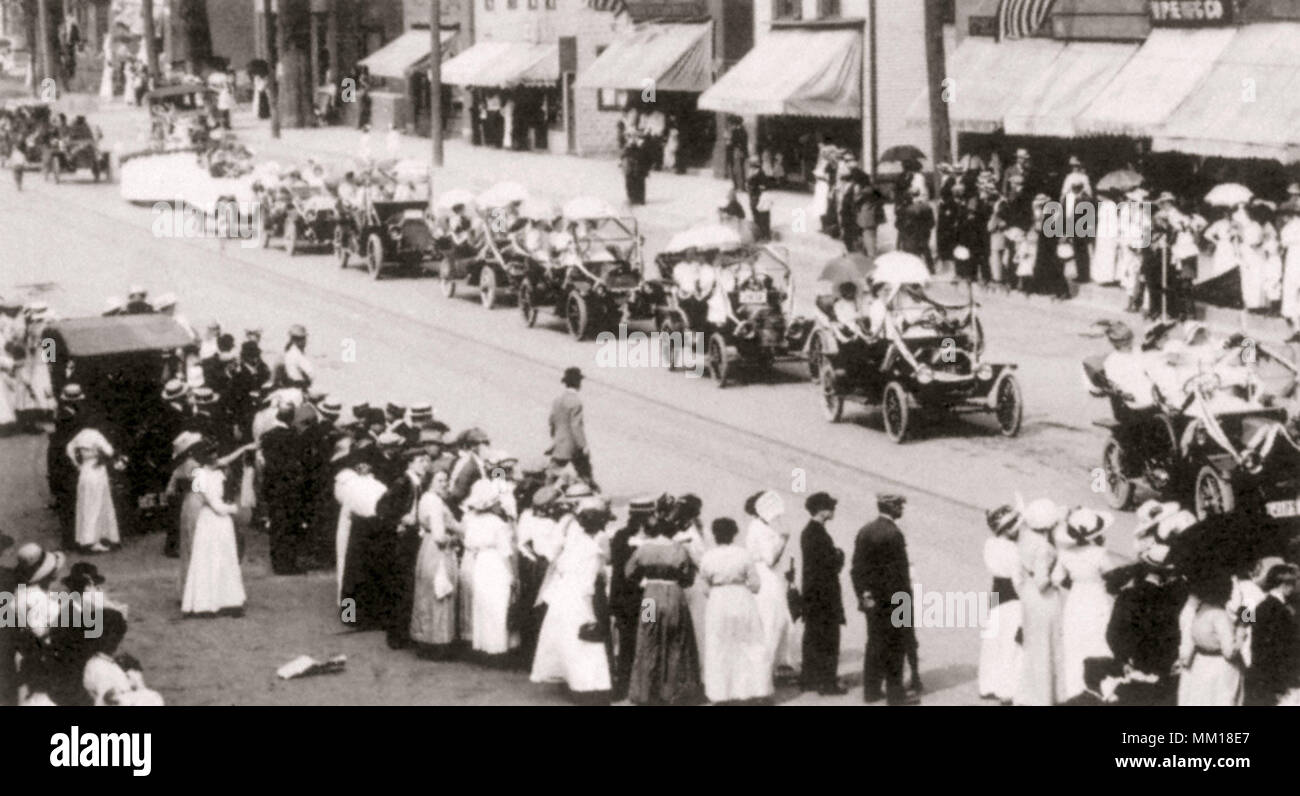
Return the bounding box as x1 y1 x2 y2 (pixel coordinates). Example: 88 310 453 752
1015 148 1030 159
14 543 65 584
376 431 405 448
562 366 584 387
985 505 1021 536
1065 507 1113 544
562 482 596 501
1138 542 1175 571
161 379 188 402
1154 509 1196 543
318 398 343 419
171 430 204 460
1021 498 1061 532
1134 500 1181 540
457 427 490 447
1260 561 1300 590
805 491 838 515
409 403 434 423
190 386 217 405
464 479 502 512
60 383 85 402
62 561 106 590
531 484 563 509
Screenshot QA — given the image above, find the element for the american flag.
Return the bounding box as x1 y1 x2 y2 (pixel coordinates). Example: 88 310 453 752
998 0 1056 40
588 0 630 17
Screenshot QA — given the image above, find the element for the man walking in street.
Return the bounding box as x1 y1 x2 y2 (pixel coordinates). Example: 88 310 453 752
851 493 919 705
800 492 846 695
548 367 595 489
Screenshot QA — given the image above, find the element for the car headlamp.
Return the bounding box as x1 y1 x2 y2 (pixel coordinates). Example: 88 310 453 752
977 364 994 381
916 366 934 385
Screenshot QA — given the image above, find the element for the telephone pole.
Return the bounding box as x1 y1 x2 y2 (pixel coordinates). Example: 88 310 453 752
264 0 280 138
141 0 160 78
923 0 952 194
36 0 56 94
430 0 443 166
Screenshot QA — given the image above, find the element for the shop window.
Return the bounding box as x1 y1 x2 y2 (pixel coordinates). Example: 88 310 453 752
598 88 627 111
817 0 840 17
943 0 956 25
773 0 801 21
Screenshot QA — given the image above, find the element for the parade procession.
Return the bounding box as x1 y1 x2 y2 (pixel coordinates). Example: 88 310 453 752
4 0 1300 725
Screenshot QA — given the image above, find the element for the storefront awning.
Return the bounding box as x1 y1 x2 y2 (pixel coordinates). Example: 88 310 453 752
1074 27 1235 138
439 40 560 89
358 29 458 80
574 21 713 93
1153 23 1300 162
1002 42 1138 138
904 37 1065 134
697 28 861 119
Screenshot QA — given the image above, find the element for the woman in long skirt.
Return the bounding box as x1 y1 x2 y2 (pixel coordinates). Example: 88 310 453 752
626 521 704 705
978 506 1022 704
1015 499 1067 706
744 491 795 678
167 441 206 599
66 418 120 553
1279 208 1300 331
181 464 246 616
699 518 770 704
530 507 613 702
670 495 710 660
1177 576 1246 706
1091 194 1120 285
1057 508 1115 701
462 480 516 658
410 470 462 657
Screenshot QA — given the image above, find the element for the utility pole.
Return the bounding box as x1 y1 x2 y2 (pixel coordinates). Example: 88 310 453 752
923 0 952 195
141 0 159 79
430 0 443 166
264 0 280 138
36 0 56 94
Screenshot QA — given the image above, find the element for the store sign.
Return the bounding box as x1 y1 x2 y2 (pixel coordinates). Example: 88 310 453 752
1148 0 1235 26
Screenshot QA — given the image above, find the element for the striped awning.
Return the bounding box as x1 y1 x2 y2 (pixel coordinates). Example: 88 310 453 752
905 37 1065 133
998 0 1057 40
574 21 713 92
439 40 559 88
697 28 861 119
1153 23 1300 162
1074 27 1235 138
1002 42 1137 138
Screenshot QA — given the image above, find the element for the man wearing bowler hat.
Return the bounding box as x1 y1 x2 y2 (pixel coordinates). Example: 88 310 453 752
851 493 918 705
548 367 595 489
801 492 847 694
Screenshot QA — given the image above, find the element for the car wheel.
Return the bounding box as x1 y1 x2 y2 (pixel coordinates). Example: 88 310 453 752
819 357 843 422
807 333 823 382
439 259 457 298
994 374 1023 437
366 233 385 280
334 228 350 268
519 283 539 327
480 267 498 310
566 292 590 340
1101 436 1135 511
882 380 910 443
708 333 730 388
1193 465 1236 520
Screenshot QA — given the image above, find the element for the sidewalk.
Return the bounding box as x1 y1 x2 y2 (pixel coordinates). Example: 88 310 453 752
83 96 1296 344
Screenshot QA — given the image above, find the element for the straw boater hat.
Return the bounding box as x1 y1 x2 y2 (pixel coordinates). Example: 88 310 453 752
60 383 85 403
190 386 217 405
1138 542 1175 571
409 403 434 424
171 430 203 460
985 504 1021 536
627 494 656 516
161 379 188 402
1134 500 1181 542
317 398 343 420
14 543 65 585
1064 507 1113 544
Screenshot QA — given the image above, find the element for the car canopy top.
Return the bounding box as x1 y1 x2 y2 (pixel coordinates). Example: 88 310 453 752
48 314 194 358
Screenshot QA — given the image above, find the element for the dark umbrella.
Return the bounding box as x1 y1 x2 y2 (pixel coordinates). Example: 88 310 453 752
1096 169 1143 194
818 252 873 287
1169 512 1292 583
880 145 926 163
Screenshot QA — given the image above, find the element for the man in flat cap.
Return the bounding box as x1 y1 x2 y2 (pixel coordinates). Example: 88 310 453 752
851 493 918 705
548 367 595 489
801 492 846 695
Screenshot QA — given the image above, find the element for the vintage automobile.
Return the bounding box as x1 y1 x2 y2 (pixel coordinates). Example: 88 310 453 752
809 252 1023 443
653 225 808 387
44 314 197 527
553 198 654 340
257 182 341 255
48 131 111 182
473 182 532 309
1083 341 1300 520
335 195 438 278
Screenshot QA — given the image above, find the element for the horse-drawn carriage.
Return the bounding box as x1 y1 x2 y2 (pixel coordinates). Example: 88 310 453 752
809 251 1023 443
652 224 808 386
1083 338 1300 520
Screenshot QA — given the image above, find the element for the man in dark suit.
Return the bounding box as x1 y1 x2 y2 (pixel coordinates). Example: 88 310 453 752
1247 562 1299 706
800 492 846 694
374 444 432 650
608 495 653 701
548 367 595 488
850 494 918 705
260 404 306 574
448 427 490 514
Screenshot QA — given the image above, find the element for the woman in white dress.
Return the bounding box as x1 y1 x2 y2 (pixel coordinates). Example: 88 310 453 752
699 517 771 703
0 347 17 429
18 305 55 415
410 469 462 657
1091 193 1120 285
181 457 247 617
1057 507 1115 701
1235 205 1271 310
744 490 796 677
462 479 517 657
1177 576 1246 706
65 415 120 553
978 506 1022 704
1278 206 1300 329
530 506 613 702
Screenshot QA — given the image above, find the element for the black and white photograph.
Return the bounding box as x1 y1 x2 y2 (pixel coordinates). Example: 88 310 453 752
0 0 1297 777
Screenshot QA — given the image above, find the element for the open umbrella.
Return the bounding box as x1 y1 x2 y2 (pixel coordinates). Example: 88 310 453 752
1204 182 1253 207
562 195 616 220
392 159 430 183
1096 169 1143 194
478 180 529 208
434 188 477 212
663 224 745 255
817 252 873 287
871 251 930 286
880 145 925 163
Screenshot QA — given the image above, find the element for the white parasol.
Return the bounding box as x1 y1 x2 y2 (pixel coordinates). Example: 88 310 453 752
663 223 745 255
1204 183 1253 208
871 251 931 286
562 195 616 220
391 158 430 183
434 188 478 212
